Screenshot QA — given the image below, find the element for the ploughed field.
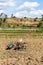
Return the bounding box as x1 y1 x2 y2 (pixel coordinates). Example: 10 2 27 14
0 30 43 65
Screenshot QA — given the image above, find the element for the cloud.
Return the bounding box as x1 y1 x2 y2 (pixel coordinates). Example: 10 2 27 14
30 10 43 16
0 0 17 7
15 11 29 18
0 10 4 14
15 1 43 18
0 1 42 18
17 2 40 10
15 9 43 18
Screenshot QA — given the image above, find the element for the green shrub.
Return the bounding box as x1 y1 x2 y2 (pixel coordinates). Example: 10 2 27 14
37 22 42 27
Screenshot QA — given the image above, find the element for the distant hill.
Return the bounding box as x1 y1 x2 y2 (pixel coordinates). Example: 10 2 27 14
0 17 42 28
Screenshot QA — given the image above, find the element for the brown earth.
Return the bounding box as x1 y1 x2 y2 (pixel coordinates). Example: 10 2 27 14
0 33 43 65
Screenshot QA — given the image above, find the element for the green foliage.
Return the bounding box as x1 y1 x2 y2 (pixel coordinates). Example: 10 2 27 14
41 15 43 21
0 18 2 26
3 18 6 23
24 17 27 18
7 24 11 28
13 16 16 18
34 17 38 21
37 22 42 27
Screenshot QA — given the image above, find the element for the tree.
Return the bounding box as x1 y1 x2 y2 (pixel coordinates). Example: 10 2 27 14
11 14 13 18
0 13 3 18
24 17 27 18
37 22 42 27
41 15 43 21
3 14 7 23
13 16 16 18
0 13 7 23
34 17 38 21
0 18 2 26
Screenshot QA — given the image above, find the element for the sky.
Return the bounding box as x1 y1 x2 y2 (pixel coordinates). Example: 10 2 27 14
0 0 43 18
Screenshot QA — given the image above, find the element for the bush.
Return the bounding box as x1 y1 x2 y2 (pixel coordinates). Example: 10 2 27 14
41 15 43 21
37 22 42 27
0 18 2 26
34 17 38 21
